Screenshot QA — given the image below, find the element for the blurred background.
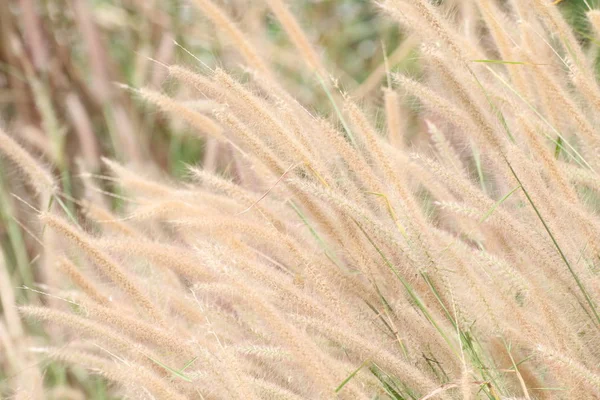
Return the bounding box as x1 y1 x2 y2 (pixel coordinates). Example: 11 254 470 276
0 0 591 398
0 0 406 176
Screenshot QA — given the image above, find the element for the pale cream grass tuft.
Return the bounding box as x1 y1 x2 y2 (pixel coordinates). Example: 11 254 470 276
40 214 164 324
139 88 224 139
264 0 325 75
0 128 57 196
589 10 600 38
55 257 111 306
191 0 272 78
46 349 188 400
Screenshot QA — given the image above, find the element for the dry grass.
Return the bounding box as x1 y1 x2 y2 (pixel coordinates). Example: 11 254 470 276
2 0 600 399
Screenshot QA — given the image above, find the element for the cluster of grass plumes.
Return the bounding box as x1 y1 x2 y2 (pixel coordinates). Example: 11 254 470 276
4 0 600 398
